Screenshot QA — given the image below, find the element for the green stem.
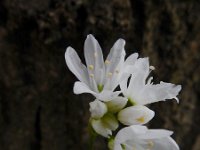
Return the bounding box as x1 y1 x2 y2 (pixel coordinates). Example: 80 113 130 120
88 120 97 150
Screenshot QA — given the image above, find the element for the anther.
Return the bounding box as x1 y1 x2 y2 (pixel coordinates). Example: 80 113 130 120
147 140 154 148
149 66 155 70
88 65 94 70
107 72 112 77
90 74 94 78
105 60 110 65
136 116 145 123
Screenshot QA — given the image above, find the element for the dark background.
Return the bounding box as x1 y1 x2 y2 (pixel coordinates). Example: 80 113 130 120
0 0 200 150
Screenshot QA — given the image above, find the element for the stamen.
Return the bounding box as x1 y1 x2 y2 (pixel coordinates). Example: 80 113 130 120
90 74 94 78
88 65 94 70
136 116 145 123
107 72 112 77
147 140 154 148
105 60 111 65
149 66 155 70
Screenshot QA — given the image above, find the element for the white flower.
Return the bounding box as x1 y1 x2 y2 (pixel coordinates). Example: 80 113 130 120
120 57 182 105
106 96 128 113
118 106 155 125
113 125 180 150
89 100 108 119
91 113 119 138
65 34 128 101
89 97 128 137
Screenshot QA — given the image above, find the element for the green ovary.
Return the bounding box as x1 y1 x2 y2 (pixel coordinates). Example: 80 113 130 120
121 144 126 150
98 84 104 92
128 97 137 106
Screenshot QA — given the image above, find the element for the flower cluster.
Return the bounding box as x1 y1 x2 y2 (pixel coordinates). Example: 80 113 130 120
65 34 181 150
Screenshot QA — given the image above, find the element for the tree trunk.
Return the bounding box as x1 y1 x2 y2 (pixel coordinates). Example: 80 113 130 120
0 0 199 149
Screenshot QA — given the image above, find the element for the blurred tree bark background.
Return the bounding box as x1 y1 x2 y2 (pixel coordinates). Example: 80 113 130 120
0 0 200 149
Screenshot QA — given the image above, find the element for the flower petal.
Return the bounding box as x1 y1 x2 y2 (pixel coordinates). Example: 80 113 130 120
84 34 105 85
73 81 95 95
114 125 148 150
106 96 128 113
65 47 89 84
102 113 119 131
91 119 112 138
89 100 107 119
96 90 121 102
118 106 155 125
124 53 139 66
126 58 149 98
105 39 126 74
122 53 139 74
151 137 179 150
114 125 179 150
104 39 126 90
139 82 182 105
139 129 173 139
119 74 129 96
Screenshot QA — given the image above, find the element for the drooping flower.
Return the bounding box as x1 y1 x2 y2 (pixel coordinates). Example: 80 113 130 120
89 97 128 137
113 125 180 150
65 34 131 101
120 57 182 105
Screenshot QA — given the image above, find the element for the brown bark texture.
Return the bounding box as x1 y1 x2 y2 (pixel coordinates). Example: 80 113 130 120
0 0 200 150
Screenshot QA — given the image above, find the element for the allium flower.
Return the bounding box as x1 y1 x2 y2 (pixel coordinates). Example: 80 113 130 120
65 34 128 101
120 57 182 105
118 105 155 126
89 97 128 137
113 125 179 150
65 34 182 149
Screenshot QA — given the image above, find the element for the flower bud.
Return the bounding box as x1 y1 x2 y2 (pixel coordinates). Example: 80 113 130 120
89 99 107 119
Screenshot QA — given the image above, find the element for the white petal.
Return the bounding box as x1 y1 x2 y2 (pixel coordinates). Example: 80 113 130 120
113 144 123 150
91 113 118 138
114 126 137 145
114 126 147 150
104 39 126 90
126 58 149 97
65 47 89 84
89 100 107 119
124 53 139 66
118 106 155 125
91 119 112 138
114 125 179 150
84 34 105 85
139 129 173 140
129 125 148 135
119 74 129 95
139 82 182 105
73 81 95 95
152 137 179 150
95 90 121 101
101 113 119 131
105 39 126 74
106 97 128 113
122 53 139 74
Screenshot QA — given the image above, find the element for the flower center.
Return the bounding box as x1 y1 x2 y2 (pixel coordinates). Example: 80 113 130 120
98 84 104 92
136 116 145 123
147 140 154 149
128 97 137 106
105 60 111 65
